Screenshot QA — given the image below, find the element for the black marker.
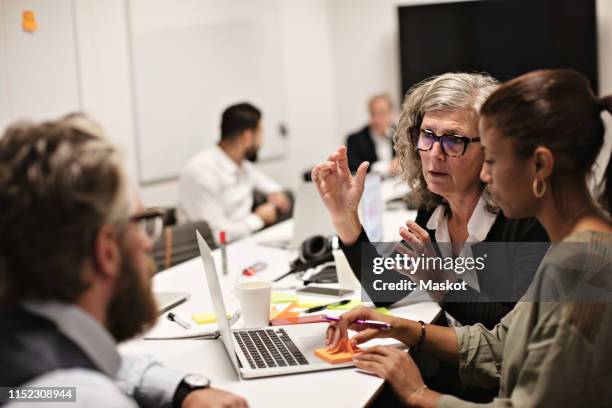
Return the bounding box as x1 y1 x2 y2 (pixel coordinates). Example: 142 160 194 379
167 312 191 329
304 299 351 313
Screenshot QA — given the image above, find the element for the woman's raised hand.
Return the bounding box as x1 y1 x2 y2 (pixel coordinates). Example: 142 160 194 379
311 146 369 245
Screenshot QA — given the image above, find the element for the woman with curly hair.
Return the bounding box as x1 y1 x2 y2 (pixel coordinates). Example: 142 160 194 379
325 69 612 408
312 72 548 330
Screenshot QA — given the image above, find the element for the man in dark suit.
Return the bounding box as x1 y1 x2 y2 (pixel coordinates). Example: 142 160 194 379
346 94 397 176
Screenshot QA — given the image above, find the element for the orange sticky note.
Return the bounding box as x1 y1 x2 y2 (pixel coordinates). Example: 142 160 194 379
22 10 37 33
314 338 363 364
270 306 281 320
275 301 299 319
270 302 300 320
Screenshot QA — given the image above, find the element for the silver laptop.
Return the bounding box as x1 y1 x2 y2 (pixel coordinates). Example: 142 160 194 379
196 231 355 379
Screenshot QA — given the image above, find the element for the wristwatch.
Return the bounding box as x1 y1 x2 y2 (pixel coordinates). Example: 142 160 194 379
173 374 211 407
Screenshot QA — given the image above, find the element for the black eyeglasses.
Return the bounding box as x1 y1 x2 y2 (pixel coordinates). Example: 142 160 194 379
129 207 166 241
412 128 480 158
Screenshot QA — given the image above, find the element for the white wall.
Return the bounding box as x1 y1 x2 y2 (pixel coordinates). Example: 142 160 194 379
595 0 612 189
329 0 475 138
330 0 402 138
597 0 612 95
259 0 338 187
114 0 612 206
71 0 337 206
0 0 81 129
330 0 612 133
73 0 138 179
330 0 612 189
2 0 610 206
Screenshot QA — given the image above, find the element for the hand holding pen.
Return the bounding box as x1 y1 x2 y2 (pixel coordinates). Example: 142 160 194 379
324 315 391 329
325 306 397 349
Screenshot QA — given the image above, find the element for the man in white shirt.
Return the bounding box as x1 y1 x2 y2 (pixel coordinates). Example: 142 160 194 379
346 94 399 177
0 119 247 408
178 103 291 243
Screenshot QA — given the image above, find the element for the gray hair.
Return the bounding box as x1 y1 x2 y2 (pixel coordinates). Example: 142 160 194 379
394 72 498 210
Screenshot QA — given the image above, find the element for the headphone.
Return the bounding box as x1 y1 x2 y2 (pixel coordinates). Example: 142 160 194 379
298 235 333 264
289 235 334 272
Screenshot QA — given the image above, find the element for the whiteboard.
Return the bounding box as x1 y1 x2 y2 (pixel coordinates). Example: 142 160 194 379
0 0 81 133
128 0 288 183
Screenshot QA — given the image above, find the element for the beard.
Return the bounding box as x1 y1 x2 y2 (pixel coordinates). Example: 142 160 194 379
245 144 259 162
106 247 158 343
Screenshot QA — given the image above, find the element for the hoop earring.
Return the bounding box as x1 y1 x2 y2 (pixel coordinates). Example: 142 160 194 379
532 179 546 198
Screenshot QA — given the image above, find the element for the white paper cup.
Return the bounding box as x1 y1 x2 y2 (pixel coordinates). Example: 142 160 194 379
235 281 272 328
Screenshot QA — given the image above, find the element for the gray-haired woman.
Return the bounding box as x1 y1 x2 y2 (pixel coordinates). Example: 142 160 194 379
324 69 612 408
312 72 549 330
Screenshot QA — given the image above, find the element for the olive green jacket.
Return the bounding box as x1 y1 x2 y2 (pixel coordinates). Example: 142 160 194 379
439 232 612 407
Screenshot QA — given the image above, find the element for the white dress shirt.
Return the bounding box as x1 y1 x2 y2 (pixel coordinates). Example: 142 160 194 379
370 131 393 176
11 301 185 408
426 194 498 325
177 145 282 242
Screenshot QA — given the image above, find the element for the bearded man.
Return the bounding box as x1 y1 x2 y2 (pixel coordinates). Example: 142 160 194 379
0 119 247 408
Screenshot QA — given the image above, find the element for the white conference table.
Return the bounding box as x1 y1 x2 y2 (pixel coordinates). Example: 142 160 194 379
122 181 441 407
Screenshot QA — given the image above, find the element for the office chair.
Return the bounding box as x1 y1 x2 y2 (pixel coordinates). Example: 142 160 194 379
152 220 216 272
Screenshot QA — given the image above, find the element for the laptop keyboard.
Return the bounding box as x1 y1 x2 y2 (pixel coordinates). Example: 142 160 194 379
233 328 310 369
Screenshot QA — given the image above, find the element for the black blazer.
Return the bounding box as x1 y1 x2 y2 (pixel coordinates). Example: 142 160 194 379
346 125 395 173
341 208 549 329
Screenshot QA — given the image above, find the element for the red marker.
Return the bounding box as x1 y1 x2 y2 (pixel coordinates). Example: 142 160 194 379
242 262 267 277
219 231 228 275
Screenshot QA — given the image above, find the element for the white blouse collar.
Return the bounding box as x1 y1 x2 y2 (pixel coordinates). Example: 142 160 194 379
426 194 498 243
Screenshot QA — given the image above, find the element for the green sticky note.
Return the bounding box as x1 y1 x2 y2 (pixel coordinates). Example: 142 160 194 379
296 301 327 309
271 292 299 304
328 299 361 310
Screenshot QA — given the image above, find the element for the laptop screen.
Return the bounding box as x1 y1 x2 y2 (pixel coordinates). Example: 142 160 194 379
291 182 336 248
359 173 383 241
196 231 240 372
